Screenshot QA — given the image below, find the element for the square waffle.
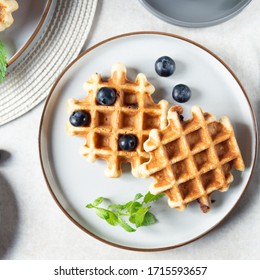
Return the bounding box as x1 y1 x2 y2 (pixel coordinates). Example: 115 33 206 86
139 105 245 212
67 63 169 178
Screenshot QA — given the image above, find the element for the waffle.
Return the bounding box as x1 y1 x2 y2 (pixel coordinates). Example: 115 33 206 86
0 0 18 32
139 105 245 212
67 63 169 178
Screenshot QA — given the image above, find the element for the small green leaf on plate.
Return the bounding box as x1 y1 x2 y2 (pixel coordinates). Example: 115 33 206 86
118 217 136 232
134 206 150 227
129 201 142 214
143 192 165 204
95 208 109 220
108 203 124 211
134 193 143 201
93 197 105 207
86 203 94 208
105 211 119 226
142 211 156 226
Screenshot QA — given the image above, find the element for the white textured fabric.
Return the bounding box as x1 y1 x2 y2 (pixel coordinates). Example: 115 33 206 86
0 0 98 126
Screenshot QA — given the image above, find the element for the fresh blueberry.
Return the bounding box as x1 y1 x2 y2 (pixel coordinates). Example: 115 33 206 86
96 87 116 105
172 84 191 103
69 110 90 127
155 56 176 77
119 134 137 151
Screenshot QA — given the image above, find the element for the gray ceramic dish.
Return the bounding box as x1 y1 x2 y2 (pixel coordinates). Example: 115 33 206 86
139 0 252 28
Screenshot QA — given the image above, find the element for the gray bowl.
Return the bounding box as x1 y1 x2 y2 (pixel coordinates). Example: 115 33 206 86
139 0 252 28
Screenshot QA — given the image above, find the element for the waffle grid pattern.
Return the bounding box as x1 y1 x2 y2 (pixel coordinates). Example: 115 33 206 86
67 63 168 178
140 106 245 211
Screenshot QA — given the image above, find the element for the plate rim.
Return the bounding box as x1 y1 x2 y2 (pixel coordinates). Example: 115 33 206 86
38 31 258 252
7 0 53 67
139 0 252 28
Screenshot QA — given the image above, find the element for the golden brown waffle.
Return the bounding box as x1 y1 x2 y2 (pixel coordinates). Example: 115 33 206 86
139 105 245 212
67 63 169 178
0 0 18 32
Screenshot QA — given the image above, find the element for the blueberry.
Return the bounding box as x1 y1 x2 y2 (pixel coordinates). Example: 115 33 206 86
172 84 191 103
119 134 137 151
155 56 176 77
69 110 90 127
96 87 116 105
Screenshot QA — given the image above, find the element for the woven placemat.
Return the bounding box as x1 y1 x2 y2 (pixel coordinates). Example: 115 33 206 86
0 0 98 126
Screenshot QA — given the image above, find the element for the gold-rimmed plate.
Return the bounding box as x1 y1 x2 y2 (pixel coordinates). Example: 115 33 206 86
0 0 56 70
39 32 258 251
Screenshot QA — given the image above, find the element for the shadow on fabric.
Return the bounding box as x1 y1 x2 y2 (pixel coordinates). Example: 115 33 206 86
0 151 19 260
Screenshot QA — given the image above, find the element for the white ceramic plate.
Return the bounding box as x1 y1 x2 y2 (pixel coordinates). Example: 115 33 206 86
0 0 56 69
139 0 252 28
39 32 257 251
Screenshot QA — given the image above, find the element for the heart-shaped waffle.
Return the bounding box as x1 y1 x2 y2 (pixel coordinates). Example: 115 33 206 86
67 63 169 178
139 105 245 212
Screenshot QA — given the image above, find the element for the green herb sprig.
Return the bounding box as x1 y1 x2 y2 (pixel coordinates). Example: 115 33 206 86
0 41 7 82
86 191 164 232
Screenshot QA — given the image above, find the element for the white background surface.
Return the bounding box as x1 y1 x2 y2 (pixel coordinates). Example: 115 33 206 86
0 0 259 260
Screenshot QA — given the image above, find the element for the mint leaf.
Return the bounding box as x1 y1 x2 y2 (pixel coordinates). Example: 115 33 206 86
0 41 7 82
108 203 125 211
95 208 118 226
134 193 143 201
143 192 165 204
104 211 119 226
122 201 132 210
129 201 142 214
87 190 164 232
133 206 150 227
95 208 109 220
129 214 136 225
93 197 104 207
86 203 94 208
118 217 136 232
142 212 156 226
